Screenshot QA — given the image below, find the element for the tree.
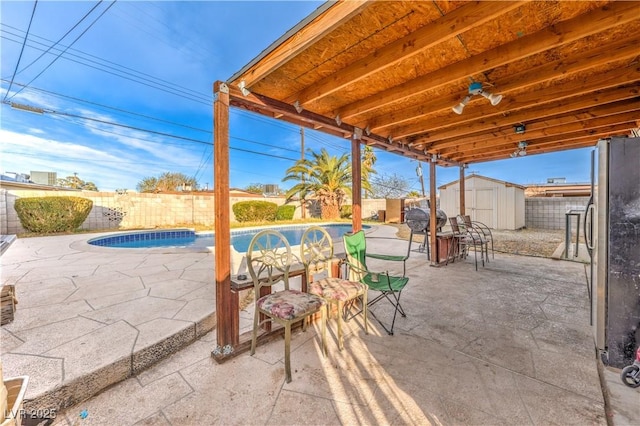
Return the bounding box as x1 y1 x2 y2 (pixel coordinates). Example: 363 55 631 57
283 148 352 219
244 183 264 195
57 174 98 191
370 173 410 199
407 190 421 198
361 146 377 198
136 172 197 193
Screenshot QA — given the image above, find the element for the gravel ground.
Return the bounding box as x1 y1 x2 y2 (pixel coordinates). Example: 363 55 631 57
391 224 567 258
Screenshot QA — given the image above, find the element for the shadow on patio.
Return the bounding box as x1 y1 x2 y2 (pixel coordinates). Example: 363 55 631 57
45 229 612 425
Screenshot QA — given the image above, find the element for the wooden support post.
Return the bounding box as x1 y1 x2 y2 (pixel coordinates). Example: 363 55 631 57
429 159 438 266
213 81 238 350
351 136 362 232
459 165 466 216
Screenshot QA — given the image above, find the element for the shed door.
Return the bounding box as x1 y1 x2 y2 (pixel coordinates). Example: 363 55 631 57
473 188 496 228
456 188 496 228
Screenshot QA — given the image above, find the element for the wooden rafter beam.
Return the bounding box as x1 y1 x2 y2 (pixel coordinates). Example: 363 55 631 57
288 1 524 106
440 116 638 159
336 1 640 121
450 123 634 163
364 34 640 133
230 1 368 88
435 108 640 155
422 99 640 150
408 87 640 148
458 139 599 164
393 65 640 142
226 86 455 166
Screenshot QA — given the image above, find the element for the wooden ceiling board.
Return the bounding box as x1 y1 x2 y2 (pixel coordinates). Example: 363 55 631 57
453 124 635 163
225 0 640 166
438 111 640 157
407 86 640 147
389 63 640 141
361 35 640 134
331 1 637 123
435 102 640 153
289 2 524 107
269 1 437 92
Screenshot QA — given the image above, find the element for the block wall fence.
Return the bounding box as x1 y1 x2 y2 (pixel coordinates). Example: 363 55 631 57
0 189 387 235
525 196 590 230
0 189 591 235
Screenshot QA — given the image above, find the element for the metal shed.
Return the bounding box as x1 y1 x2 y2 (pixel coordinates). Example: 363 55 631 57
439 174 525 230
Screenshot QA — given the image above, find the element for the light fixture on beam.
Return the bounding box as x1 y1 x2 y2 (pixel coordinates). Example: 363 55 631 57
514 123 526 134
452 96 471 115
452 81 503 115
510 141 528 158
293 101 303 113
238 80 250 97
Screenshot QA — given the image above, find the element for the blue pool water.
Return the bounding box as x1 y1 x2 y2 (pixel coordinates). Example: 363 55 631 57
87 224 369 252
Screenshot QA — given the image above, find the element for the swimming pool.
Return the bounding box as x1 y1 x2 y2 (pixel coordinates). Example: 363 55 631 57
87 223 369 252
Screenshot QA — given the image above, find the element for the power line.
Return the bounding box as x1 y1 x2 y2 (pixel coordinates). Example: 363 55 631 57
0 78 210 134
3 103 300 163
230 135 299 154
1 24 212 105
3 0 38 101
15 1 104 77
0 81 311 160
8 0 117 100
2 24 350 153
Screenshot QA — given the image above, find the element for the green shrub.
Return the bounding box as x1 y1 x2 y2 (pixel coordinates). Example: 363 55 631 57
232 200 278 222
276 204 296 221
14 196 93 233
340 205 352 219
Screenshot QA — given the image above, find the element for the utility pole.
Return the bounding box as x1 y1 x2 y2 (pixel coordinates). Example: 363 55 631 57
300 127 306 219
416 162 426 197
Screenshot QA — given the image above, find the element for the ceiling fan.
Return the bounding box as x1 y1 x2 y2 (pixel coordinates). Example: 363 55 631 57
452 81 503 114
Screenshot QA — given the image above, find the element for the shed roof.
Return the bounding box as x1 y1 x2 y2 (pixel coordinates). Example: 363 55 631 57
226 0 640 167
438 173 526 190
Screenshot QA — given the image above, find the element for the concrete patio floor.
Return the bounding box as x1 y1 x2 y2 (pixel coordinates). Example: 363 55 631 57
1 225 638 425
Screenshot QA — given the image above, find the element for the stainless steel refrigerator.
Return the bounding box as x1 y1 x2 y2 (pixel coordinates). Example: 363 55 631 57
586 137 640 368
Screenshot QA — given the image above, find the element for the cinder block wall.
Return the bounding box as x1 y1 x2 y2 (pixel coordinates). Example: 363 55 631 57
1 190 391 234
525 196 590 230
0 189 7 235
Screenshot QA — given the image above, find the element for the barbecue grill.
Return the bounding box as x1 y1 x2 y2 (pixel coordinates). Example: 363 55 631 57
405 207 447 257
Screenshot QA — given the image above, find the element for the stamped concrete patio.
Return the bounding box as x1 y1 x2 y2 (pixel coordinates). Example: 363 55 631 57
1 225 638 425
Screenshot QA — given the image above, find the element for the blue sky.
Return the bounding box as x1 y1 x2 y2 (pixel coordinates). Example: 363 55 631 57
0 1 594 192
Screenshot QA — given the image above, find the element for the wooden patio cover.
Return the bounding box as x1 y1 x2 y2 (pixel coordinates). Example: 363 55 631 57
212 0 640 354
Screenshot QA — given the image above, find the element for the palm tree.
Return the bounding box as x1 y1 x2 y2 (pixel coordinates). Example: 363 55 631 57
283 148 352 219
361 145 376 198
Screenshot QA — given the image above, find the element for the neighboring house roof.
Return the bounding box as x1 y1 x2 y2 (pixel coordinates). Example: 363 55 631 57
0 179 78 191
438 174 525 190
524 183 591 197
229 188 263 197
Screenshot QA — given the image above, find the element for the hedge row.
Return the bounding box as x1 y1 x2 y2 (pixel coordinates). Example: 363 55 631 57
14 196 93 233
232 201 297 222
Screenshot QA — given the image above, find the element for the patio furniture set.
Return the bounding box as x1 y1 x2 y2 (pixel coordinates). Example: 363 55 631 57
245 226 409 382
243 221 493 382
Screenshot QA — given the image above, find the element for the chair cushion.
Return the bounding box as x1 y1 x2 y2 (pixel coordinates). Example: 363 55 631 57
257 290 325 320
309 277 365 301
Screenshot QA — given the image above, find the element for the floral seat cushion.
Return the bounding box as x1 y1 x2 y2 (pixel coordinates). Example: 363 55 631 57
257 289 326 320
309 277 365 302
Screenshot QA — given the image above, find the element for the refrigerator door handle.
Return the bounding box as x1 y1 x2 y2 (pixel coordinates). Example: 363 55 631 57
585 201 595 252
